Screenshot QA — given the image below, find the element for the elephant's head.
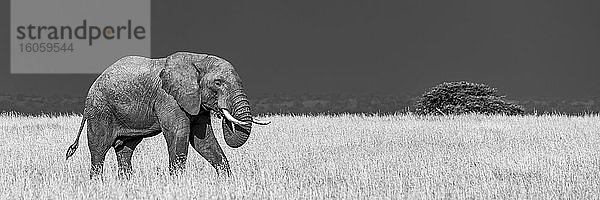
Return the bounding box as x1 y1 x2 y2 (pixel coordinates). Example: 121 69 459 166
160 52 269 148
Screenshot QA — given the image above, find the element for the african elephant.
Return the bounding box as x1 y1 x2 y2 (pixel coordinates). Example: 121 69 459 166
65 52 269 178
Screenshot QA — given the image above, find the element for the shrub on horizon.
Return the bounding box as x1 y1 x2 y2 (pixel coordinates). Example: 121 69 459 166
414 81 525 115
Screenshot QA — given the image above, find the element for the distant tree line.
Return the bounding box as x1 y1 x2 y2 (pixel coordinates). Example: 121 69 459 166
0 93 598 115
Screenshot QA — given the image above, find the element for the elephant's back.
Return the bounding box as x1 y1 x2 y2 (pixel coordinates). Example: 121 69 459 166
93 55 158 94
87 56 162 128
103 55 154 75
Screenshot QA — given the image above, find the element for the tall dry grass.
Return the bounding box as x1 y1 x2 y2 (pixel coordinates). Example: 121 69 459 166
0 113 599 199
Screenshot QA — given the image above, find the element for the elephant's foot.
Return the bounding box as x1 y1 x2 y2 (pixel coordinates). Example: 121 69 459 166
215 163 232 177
168 154 188 176
90 163 104 180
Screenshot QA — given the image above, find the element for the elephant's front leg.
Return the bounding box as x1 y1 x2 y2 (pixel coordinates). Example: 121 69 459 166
156 96 191 174
189 113 231 176
163 126 190 174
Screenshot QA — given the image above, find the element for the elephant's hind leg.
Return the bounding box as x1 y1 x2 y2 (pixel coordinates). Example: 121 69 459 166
114 137 143 179
87 116 116 179
189 114 231 176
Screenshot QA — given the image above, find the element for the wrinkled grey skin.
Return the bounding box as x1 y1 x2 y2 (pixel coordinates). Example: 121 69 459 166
65 52 255 178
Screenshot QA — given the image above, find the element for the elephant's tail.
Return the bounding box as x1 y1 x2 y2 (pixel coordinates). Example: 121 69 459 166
65 116 86 160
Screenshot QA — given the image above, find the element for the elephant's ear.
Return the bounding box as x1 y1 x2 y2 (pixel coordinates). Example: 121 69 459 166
160 53 206 115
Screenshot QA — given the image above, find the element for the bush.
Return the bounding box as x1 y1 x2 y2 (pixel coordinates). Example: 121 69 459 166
414 81 524 115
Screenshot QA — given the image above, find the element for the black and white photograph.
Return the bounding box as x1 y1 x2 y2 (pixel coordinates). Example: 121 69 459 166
1 0 599 199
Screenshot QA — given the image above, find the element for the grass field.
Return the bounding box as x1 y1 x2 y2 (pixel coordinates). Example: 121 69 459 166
0 113 599 199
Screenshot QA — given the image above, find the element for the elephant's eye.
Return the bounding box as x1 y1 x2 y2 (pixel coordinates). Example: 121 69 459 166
214 79 224 87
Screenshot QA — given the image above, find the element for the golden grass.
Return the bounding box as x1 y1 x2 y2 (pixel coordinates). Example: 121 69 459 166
0 113 599 199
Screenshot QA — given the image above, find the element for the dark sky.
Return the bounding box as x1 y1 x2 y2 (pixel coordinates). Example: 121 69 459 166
1 0 600 99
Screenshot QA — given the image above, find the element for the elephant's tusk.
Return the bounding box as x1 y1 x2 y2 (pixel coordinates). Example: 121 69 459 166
221 109 249 126
252 118 271 125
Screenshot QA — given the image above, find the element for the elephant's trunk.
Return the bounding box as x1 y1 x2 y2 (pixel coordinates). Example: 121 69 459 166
222 90 252 148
